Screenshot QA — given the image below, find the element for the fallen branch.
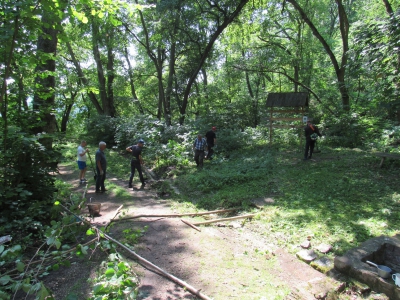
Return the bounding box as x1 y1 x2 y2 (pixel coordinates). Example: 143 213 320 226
105 205 123 231
181 219 201 232
192 214 256 226
102 232 212 300
113 207 241 222
59 204 212 300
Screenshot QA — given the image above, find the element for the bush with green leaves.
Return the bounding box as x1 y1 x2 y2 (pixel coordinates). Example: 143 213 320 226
89 253 139 300
176 147 275 208
85 115 121 147
320 113 367 148
376 125 400 153
0 126 59 241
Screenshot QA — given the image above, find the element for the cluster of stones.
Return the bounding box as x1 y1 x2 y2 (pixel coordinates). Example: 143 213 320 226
296 236 333 272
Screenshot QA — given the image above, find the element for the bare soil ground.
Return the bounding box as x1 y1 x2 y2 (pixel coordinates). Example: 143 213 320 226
37 164 360 300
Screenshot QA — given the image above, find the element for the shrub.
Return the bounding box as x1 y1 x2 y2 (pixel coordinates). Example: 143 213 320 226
85 115 121 147
0 126 59 240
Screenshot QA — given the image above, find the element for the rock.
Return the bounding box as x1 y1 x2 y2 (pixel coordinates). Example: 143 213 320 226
230 222 242 229
311 257 334 273
300 240 311 249
296 249 317 262
334 256 351 272
316 243 332 253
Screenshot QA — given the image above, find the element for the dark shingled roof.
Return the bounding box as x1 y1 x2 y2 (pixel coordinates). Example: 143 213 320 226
266 92 309 107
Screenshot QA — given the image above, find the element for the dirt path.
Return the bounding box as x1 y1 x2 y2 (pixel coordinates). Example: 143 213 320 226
46 164 344 300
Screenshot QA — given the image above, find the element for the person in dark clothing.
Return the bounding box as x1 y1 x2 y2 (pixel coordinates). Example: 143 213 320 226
193 134 207 168
126 139 146 188
95 141 107 193
205 126 217 159
304 119 322 160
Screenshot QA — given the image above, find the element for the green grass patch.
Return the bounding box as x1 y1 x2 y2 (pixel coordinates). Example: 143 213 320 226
175 146 400 255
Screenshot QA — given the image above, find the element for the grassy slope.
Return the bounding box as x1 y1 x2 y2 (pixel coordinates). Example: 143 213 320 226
173 145 400 256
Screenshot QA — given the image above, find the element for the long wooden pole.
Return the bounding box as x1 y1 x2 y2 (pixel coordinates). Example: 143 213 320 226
192 214 256 226
102 232 212 300
113 208 240 222
181 219 201 232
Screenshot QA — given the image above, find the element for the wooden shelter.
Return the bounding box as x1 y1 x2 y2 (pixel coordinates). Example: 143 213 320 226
266 92 309 144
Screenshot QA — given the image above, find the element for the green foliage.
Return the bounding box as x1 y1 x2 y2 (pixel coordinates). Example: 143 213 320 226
376 125 400 153
0 177 141 300
88 253 139 300
121 226 148 246
156 140 190 168
352 9 400 117
85 115 121 147
0 126 59 240
319 113 383 148
176 146 275 208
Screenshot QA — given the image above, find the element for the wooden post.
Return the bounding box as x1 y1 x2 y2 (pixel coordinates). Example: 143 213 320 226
269 107 273 144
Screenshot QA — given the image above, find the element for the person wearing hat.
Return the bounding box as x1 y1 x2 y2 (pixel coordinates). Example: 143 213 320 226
205 126 217 159
304 119 322 160
126 139 146 188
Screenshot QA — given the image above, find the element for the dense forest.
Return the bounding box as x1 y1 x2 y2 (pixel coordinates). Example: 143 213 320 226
1 0 400 298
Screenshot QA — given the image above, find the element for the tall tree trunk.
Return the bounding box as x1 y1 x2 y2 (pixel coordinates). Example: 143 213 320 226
286 0 350 110
105 31 116 117
92 23 107 114
381 0 400 121
157 47 165 120
179 0 250 124
61 104 73 133
60 91 76 133
32 9 58 141
133 2 166 120
0 9 19 115
123 47 144 114
164 40 176 126
92 21 116 117
382 0 393 14
65 41 104 114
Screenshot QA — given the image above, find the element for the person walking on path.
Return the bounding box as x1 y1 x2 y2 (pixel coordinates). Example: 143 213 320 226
193 134 207 168
304 119 322 160
77 140 89 184
95 141 107 193
205 126 217 159
126 139 146 188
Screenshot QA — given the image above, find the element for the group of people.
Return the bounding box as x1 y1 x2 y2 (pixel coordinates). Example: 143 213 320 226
76 126 217 193
193 126 217 168
77 139 146 193
76 140 108 193
76 121 319 193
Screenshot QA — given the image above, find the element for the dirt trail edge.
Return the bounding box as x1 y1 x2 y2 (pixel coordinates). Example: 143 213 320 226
50 164 343 300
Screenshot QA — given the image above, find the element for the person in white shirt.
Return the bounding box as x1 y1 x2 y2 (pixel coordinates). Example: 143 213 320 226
77 140 89 184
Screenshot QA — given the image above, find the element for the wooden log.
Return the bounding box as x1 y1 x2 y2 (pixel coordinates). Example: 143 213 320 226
59 204 212 300
105 205 123 230
192 214 256 226
271 125 302 129
113 208 241 222
181 219 201 232
102 233 212 300
270 117 303 121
